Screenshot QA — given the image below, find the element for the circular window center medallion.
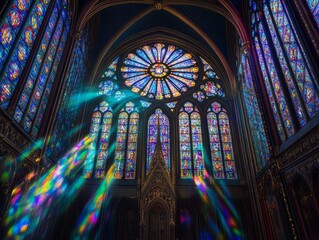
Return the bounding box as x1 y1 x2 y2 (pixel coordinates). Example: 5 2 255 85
149 63 169 77
121 43 199 100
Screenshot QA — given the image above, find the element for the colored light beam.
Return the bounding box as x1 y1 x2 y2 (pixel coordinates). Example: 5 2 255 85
5 136 92 239
194 174 244 239
73 165 114 239
69 91 101 106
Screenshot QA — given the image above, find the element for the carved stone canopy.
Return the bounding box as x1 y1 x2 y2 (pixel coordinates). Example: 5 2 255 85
140 123 175 239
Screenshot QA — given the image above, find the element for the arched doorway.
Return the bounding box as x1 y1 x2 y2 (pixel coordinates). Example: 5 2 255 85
148 204 168 240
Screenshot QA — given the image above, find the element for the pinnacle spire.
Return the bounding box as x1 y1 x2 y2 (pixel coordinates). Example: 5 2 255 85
150 114 165 168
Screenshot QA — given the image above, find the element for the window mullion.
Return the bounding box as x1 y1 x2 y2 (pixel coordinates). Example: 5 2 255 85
255 31 289 139
216 112 227 179
202 110 213 177
279 0 319 100
0 0 38 78
122 112 130 179
188 112 195 178
20 22 64 131
15 10 61 117
92 111 105 178
288 0 319 85
3 0 56 111
260 12 301 130
30 25 67 137
0 1 15 22
265 2 310 121
244 53 272 156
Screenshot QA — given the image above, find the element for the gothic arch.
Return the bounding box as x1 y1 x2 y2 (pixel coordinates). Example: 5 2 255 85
76 0 249 42
90 29 231 91
75 0 250 93
292 173 319 238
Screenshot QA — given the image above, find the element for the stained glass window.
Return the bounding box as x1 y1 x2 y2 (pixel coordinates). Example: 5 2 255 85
99 58 120 96
200 57 219 80
89 44 240 181
240 52 270 170
84 102 113 178
251 0 319 142
121 43 199 99
201 81 225 97
147 109 170 172
114 102 139 179
47 29 88 159
99 80 119 96
192 57 224 102
166 101 177 111
264 0 319 120
0 0 51 109
101 57 118 80
0 0 32 70
10 0 70 138
251 2 294 141
207 102 237 179
179 102 205 179
306 0 319 28
140 100 151 108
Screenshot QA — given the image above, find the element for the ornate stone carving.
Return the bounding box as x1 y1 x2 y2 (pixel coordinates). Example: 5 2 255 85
154 1 162 10
140 129 175 239
277 125 319 168
284 154 319 190
0 114 32 154
0 114 45 166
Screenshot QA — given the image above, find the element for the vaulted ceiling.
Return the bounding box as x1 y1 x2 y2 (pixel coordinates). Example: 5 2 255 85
75 0 248 89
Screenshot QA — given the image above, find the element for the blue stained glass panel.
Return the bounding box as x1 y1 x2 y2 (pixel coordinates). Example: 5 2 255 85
14 8 60 122
47 30 88 159
0 0 32 70
84 102 112 178
179 111 192 178
191 112 205 178
114 112 128 179
147 109 170 172
125 112 139 179
179 102 205 178
114 102 139 179
207 102 237 179
306 0 319 28
251 7 294 140
241 53 270 170
265 1 319 121
32 28 68 137
0 0 51 108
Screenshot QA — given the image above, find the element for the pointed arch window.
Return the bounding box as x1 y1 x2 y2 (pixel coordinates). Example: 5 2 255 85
147 109 170 173
207 102 237 179
114 102 139 179
264 0 319 119
251 0 319 142
0 0 52 108
11 0 70 138
251 11 293 140
179 102 205 179
84 101 113 178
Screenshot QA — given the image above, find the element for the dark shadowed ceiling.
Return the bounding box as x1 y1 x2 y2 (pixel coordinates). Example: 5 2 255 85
77 0 243 78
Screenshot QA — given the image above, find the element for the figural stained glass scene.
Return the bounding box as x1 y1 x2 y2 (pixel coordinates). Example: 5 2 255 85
87 42 235 180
